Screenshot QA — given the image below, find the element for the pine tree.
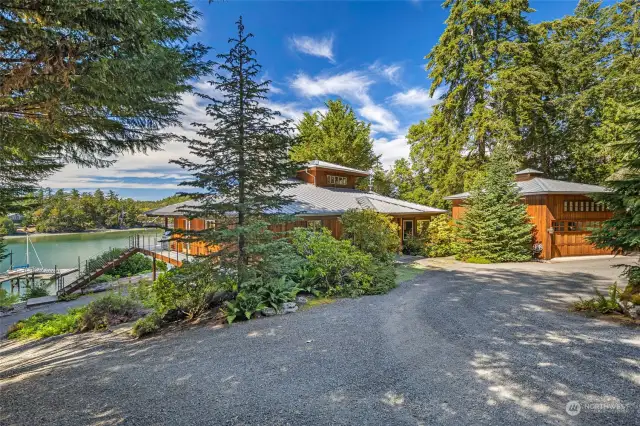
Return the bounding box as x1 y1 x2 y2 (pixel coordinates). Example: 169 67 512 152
458 147 533 262
290 99 380 171
173 18 300 283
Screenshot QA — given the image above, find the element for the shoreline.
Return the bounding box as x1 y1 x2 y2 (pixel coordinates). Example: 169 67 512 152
3 228 162 240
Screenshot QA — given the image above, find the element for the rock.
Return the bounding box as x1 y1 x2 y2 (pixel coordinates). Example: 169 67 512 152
295 296 308 305
628 305 640 319
281 302 298 314
261 307 277 317
12 301 27 312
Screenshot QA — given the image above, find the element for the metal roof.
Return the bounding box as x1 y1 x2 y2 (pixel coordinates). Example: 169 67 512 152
146 180 446 217
444 177 609 200
514 168 544 175
303 160 370 176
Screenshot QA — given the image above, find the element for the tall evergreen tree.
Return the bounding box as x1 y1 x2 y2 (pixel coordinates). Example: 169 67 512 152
458 147 533 262
290 99 380 171
410 0 533 202
0 0 209 258
589 100 640 291
173 18 300 282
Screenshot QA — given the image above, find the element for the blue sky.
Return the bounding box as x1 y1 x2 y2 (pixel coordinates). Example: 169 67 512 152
46 0 585 200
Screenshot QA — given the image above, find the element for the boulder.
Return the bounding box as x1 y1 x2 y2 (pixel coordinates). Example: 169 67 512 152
628 305 640 319
281 302 298 314
295 296 308 305
261 307 277 317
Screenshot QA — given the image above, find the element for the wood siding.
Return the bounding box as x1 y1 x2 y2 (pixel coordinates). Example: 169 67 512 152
169 213 438 256
450 194 613 259
295 167 366 189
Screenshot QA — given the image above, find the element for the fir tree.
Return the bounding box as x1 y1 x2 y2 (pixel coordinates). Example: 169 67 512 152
589 100 640 290
458 147 533 262
290 99 380 171
173 18 300 283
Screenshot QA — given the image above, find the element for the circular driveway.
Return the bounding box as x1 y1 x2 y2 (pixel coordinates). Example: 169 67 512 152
1 258 638 425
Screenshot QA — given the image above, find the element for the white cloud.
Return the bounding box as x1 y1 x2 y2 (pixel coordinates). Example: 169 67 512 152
290 71 400 135
289 35 335 63
359 104 399 134
290 71 373 104
389 87 442 111
369 61 403 85
373 136 410 169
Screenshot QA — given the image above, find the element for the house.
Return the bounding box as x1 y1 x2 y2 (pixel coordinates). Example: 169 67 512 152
146 160 446 256
7 213 23 223
444 168 613 260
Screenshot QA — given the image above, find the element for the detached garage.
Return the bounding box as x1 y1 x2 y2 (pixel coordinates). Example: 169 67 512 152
445 169 613 260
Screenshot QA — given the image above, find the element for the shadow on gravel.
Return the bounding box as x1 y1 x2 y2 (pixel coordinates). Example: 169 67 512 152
418 266 640 424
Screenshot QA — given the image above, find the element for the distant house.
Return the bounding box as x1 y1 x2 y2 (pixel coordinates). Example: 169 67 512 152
146 160 446 256
444 169 613 260
7 213 23 223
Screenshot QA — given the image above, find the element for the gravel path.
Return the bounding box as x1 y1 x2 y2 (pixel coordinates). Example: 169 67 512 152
0 258 638 425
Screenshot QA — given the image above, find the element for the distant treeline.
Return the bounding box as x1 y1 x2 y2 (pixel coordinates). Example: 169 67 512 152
19 189 189 233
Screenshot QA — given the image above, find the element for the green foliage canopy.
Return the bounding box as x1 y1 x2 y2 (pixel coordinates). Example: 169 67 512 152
291 99 380 171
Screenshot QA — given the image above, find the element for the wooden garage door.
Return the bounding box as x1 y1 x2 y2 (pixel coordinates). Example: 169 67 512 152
551 221 612 257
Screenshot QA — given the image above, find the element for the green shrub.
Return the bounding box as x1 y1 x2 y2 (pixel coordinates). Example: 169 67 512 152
423 215 459 258
341 209 400 263
129 279 156 308
464 256 492 264
152 260 227 319
7 308 85 340
291 228 395 297
131 312 164 338
573 285 623 314
0 217 16 235
223 292 266 324
363 263 396 295
78 293 142 331
402 235 425 256
254 276 300 311
20 285 50 301
0 288 19 308
57 292 81 302
630 294 640 306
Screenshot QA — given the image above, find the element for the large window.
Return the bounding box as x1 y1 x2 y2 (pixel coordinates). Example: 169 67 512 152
205 220 216 230
306 219 323 230
327 175 348 186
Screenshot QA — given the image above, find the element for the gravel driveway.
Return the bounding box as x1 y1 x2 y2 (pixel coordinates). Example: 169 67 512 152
1 257 638 425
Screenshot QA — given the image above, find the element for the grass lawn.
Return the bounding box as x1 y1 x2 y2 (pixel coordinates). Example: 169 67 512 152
395 263 428 284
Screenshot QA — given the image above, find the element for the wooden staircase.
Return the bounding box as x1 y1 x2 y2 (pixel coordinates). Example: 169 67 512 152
57 248 141 296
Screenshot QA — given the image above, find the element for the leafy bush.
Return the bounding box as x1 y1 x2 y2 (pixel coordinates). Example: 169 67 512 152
291 228 395 297
0 288 19 308
131 312 164 338
111 253 167 277
254 276 300 311
152 260 227 319
7 308 85 339
423 215 459 258
0 217 16 235
362 263 396 295
402 235 425 256
20 285 49 301
78 293 142 331
129 279 156 308
341 209 400 263
57 293 81 302
573 285 623 314
630 294 640 306
223 292 265 324
465 256 492 264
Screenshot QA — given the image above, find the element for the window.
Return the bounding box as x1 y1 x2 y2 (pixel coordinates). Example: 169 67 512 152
306 219 323 230
327 175 347 186
569 201 574 212
552 221 565 232
568 221 577 231
205 220 216 230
